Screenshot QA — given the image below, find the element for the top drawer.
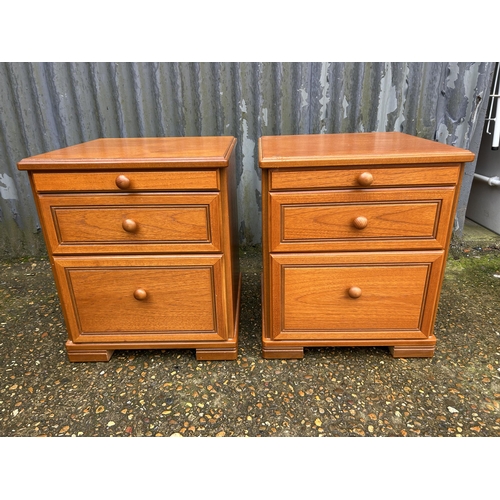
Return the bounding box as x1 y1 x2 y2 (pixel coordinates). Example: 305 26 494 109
269 165 461 191
32 170 220 193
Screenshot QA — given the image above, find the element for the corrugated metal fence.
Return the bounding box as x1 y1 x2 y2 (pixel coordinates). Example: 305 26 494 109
0 62 495 257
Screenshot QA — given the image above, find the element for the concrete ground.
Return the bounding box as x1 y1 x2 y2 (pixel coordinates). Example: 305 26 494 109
1 220 499 439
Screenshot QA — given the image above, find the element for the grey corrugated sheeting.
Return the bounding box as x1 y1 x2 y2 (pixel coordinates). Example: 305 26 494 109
0 62 495 257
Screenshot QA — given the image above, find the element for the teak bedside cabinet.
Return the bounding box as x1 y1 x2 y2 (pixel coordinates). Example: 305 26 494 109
259 132 475 359
18 137 240 362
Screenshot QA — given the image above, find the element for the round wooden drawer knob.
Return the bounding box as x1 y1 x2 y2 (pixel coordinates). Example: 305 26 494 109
348 286 362 299
357 172 374 186
133 288 147 301
115 175 131 189
122 219 138 232
353 216 368 229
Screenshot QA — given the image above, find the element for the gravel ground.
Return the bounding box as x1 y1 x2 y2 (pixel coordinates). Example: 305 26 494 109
1 244 499 439
2 241 499 497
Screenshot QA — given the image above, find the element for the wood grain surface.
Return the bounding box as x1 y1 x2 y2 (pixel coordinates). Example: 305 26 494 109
259 132 475 167
259 132 475 359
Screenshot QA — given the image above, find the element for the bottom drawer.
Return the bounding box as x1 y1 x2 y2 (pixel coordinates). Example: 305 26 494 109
53 255 227 343
269 251 445 341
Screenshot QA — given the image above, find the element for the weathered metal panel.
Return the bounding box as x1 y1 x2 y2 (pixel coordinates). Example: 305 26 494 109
0 62 495 256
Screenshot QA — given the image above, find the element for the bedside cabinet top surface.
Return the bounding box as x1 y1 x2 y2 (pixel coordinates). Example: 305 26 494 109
259 132 475 168
18 136 237 171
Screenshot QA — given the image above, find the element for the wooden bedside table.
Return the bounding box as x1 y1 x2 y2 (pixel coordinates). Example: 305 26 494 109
259 132 474 359
18 137 240 362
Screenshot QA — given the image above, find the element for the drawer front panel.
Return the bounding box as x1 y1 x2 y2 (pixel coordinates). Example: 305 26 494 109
270 252 444 341
32 170 220 192
270 165 460 190
53 255 227 342
38 193 222 254
270 188 455 252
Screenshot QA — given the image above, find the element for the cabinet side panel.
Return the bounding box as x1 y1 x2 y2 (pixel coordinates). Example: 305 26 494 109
261 169 272 342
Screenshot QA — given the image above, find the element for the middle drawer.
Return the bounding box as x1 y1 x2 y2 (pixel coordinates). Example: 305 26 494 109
269 187 455 252
38 193 222 254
